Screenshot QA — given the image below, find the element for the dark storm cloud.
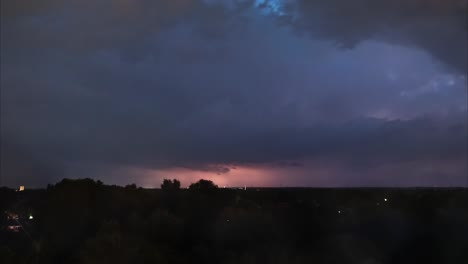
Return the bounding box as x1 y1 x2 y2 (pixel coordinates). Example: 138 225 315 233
0 140 62 187
1 0 466 186
1 0 204 63
0 0 253 62
261 0 468 72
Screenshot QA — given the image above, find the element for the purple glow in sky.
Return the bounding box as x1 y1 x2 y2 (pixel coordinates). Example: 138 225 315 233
1 0 467 187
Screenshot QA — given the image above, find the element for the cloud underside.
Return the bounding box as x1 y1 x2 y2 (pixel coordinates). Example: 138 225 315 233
2 0 466 70
1 0 467 186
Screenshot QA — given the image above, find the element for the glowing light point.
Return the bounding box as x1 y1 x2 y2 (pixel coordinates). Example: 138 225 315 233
338 210 341 214
384 198 388 202
19 186 25 192
29 215 34 220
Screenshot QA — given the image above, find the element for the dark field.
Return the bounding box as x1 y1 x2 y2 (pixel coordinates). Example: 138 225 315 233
1 179 467 264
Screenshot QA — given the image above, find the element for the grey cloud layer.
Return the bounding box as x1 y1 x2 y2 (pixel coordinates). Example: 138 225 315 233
266 0 468 72
1 0 466 186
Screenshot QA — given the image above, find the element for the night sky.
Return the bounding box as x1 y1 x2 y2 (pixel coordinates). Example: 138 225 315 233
1 0 467 188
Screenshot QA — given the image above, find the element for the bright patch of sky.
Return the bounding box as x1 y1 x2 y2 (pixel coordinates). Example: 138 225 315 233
255 0 285 15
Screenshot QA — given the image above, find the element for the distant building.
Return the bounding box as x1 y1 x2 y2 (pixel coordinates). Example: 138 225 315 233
6 224 21 232
3 212 22 232
6 211 19 220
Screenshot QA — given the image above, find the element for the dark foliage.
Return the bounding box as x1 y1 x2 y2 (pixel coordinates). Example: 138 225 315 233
161 179 181 191
1 179 467 264
189 179 218 191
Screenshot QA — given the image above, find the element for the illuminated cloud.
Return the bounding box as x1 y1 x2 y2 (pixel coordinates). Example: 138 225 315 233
261 0 468 72
1 0 466 187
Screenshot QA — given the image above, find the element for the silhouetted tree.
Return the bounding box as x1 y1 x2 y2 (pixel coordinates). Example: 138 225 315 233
161 179 181 190
161 179 171 190
3 179 467 264
189 179 218 191
125 184 137 190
